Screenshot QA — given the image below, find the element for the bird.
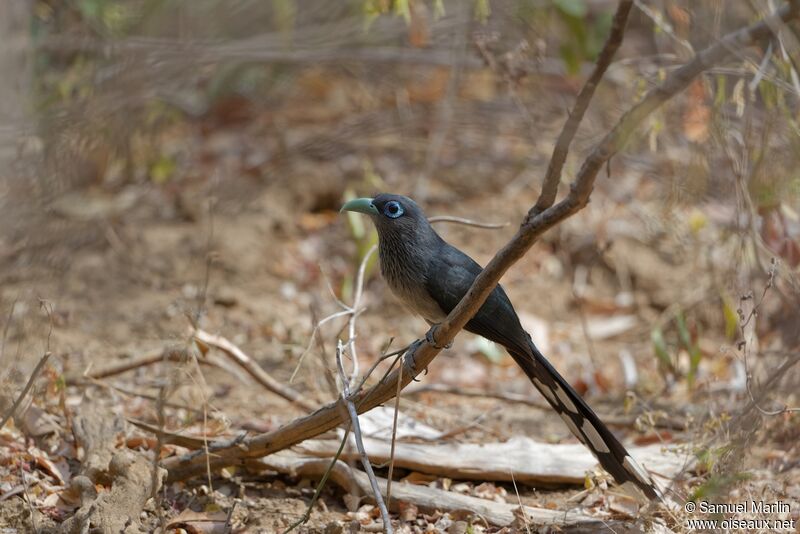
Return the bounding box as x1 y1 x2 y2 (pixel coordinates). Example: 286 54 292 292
341 193 661 500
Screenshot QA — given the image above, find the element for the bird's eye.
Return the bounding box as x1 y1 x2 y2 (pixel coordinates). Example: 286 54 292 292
383 201 404 219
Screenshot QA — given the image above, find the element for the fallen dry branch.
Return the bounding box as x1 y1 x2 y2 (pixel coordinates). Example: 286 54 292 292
296 436 688 487
193 328 316 412
251 450 660 530
65 346 193 384
161 1 799 482
61 403 166 533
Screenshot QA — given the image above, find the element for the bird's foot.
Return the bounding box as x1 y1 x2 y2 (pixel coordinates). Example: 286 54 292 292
425 325 452 350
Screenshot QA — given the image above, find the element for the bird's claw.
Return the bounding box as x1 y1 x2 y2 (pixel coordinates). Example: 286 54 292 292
425 326 452 350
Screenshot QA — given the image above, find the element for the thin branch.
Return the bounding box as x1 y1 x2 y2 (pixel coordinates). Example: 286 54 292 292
290 245 377 384
0 352 51 430
531 0 634 217
151 384 168 532
633 0 694 57
281 426 351 534
345 244 378 386
510 469 532 534
193 329 316 412
335 341 393 533
66 346 193 384
385 358 403 506
19 462 39 534
737 260 800 415
289 308 353 383
161 2 799 482
427 215 510 229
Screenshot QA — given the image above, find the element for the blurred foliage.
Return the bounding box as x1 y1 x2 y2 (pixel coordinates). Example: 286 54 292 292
553 0 612 74
651 309 704 390
27 0 800 214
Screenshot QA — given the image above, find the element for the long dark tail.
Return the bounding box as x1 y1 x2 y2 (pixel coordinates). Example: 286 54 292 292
507 337 661 500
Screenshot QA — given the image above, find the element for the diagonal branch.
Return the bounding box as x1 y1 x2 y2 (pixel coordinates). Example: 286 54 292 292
531 0 634 217
161 1 799 482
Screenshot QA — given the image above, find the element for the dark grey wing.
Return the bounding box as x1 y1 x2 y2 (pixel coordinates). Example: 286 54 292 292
424 243 531 356
424 242 662 500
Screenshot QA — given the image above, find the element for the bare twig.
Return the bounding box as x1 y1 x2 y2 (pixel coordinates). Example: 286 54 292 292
162 2 798 482
290 308 352 382
19 462 39 533
281 426 351 534
66 346 193 384
185 343 215 491
633 0 694 57
737 260 800 415
741 351 800 417
427 215 510 229
193 329 316 412
290 245 377 384
335 341 393 533
352 342 414 394
345 244 378 387
152 384 168 532
531 0 634 217
0 352 51 430
385 358 403 506
510 469 532 534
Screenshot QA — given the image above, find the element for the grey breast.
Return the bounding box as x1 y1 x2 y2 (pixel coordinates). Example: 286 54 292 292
378 240 447 325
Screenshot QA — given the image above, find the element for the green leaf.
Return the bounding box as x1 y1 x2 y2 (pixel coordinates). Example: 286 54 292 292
675 311 692 350
559 44 580 76
553 0 587 18
394 0 411 23
150 154 176 184
472 337 504 363
722 295 738 340
433 0 446 18
714 74 727 107
474 0 490 23
651 327 671 367
691 470 751 502
676 311 702 387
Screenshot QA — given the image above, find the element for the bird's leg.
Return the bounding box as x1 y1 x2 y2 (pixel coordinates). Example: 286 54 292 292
424 324 453 350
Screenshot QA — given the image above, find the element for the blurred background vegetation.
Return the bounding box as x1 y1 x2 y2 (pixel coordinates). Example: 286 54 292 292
0 0 799 530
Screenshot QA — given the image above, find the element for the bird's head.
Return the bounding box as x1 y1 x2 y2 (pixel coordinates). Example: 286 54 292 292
340 193 432 241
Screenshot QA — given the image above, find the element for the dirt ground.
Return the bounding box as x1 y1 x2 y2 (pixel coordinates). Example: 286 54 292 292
1 22 800 532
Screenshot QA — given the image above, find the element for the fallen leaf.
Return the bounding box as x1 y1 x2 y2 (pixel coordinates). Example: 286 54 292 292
607 493 640 518
398 500 419 521
166 509 229 534
401 472 439 485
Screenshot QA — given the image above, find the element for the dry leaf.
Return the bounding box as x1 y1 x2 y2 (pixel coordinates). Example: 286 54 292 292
607 493 641 518
398 500 419 521
402 472 439 485
166 509 229 534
